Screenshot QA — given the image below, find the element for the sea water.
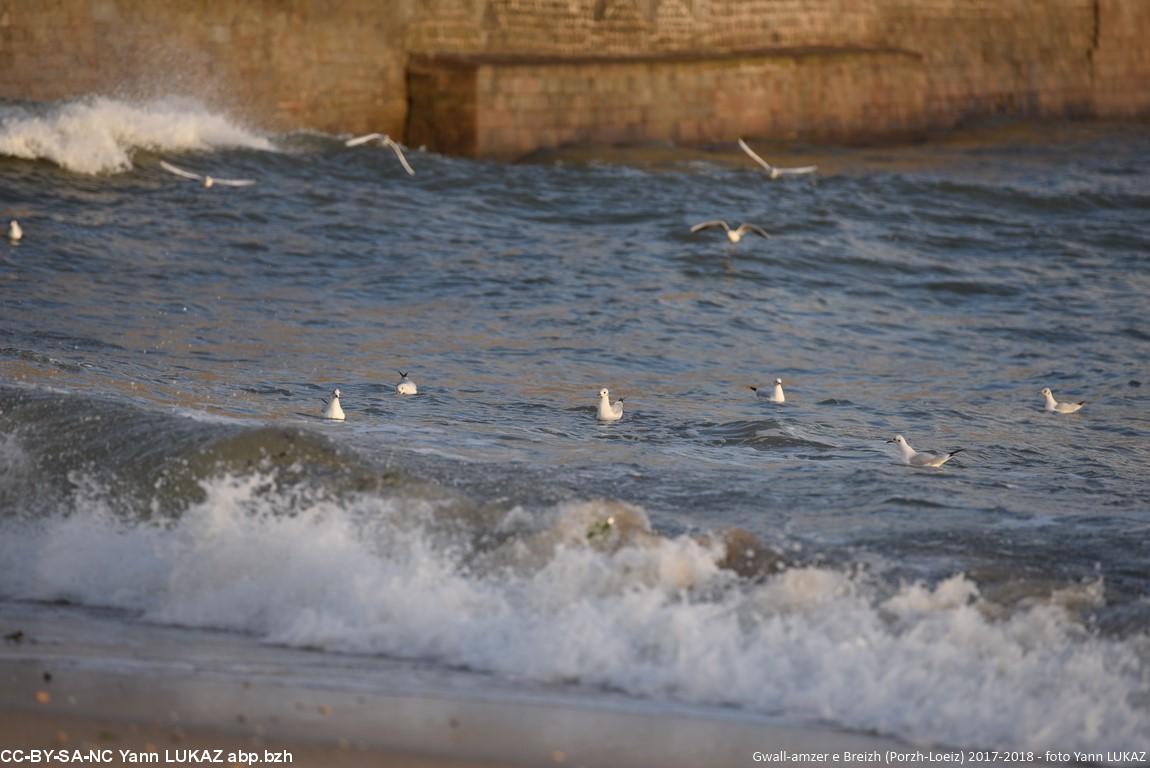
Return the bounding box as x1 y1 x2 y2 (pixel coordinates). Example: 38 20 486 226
1 96 1148 751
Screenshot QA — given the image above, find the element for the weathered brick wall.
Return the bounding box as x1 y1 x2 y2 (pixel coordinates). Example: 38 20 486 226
0 0 1147 156
412 49 927 159
871 0 1098 127
0 0 411 135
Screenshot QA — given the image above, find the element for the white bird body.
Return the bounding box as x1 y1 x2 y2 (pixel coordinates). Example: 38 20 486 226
322 388 345 421
887 435 963 468
750 378 786 403
8 220 21 242
345 133 415 176
160 160 255 188
396 371 418 395
690 220 769 243
597 387 623 421
1041 387 1084 414
737 138 818 179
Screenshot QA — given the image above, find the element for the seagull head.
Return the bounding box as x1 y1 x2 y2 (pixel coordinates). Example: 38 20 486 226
203 177 214 188
887 435 907 446
599 388 610 399
774 377 783 385
332 388 341 399
1040 387 1052 397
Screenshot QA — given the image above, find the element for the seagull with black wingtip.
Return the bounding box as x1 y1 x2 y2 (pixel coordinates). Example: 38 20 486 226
886 435 964 468
396 371 418 395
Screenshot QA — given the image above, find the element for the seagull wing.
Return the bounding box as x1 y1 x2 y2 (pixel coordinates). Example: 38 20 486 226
738 224 770 239
691 220 729 233
383 138 416 176
160 160 203 182
736 138 776 174
774 165 819 176
345 133 386 147
211 177 256 187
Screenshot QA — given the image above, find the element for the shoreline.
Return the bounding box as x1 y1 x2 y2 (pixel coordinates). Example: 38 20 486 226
0 601 945 768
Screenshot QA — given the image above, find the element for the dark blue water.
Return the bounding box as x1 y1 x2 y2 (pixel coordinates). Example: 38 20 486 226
1 97 1148 751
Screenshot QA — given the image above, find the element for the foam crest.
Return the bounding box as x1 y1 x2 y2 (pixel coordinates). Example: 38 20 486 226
0 96 273 174
0 474 1146 751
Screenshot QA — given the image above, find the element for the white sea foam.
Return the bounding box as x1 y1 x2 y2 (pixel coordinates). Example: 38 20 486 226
0 96 273 175
0 473 1146 752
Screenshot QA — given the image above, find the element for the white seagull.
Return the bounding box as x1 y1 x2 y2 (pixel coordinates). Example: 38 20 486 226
160 160 256 188
322 388 345 421
597 388 623 422
1041 387 1084 414
886 435 964 468
690 220 769 244
749 377 786 404
345 133 415 176
7 220 22 243
396 370 418 395
737 138 817 179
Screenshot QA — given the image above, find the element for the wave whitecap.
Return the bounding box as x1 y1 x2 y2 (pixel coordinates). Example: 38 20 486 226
0 96 273 174
0 471 1146 752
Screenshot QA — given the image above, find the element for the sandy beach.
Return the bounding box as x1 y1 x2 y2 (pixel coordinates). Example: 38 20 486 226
0 600 947 768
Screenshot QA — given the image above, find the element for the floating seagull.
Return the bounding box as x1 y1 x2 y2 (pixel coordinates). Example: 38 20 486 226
160 160 255 188
7 220 21 243
691 220 769 244
749 377 786 404
597 387 624 422
396 371 418 395
1041 387 1085 414
886 435 964 468
345 133 415 176
737 138 817 179
322 388 345 421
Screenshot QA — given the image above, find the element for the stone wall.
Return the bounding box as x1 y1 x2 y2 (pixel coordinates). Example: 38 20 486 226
1 0 1148 157
411 48 928 159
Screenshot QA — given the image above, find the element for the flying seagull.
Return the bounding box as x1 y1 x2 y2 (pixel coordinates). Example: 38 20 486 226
345 133 415 176
691 220 769 243
160 160 255 188
737 138 817 179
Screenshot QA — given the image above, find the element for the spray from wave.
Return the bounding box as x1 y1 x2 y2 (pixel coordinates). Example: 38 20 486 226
0 96 273 174
0 466 1146 752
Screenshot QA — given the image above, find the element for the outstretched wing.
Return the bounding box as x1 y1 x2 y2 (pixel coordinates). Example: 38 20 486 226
382 138 416 176
774 165 818 176
690 220 729 233
345 133 386 147
159 160 203 181
738 224 770 239
211 177 256 187
736 138 776 174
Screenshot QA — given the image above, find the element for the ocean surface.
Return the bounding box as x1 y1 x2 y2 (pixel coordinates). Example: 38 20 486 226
1 96 1148 752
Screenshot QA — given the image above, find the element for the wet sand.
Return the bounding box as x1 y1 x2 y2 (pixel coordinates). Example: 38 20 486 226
0 600 946 768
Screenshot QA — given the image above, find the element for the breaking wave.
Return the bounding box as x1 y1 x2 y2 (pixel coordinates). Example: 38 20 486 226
0 461 1145 752
0 96 273 174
